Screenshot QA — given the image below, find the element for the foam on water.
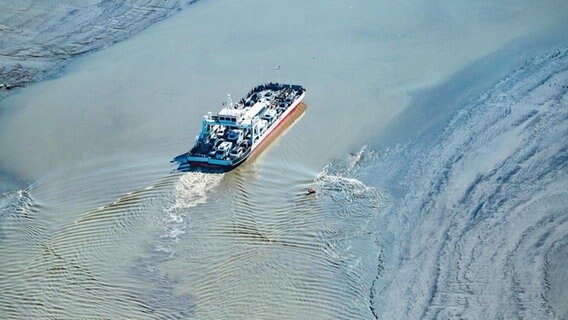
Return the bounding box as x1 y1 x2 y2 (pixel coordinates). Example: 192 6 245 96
132 158 389 319
316 149 385 214
311 150 387 319
157 172 224 255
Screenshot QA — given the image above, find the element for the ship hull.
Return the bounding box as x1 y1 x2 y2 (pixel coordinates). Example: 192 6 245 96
174 89 305 173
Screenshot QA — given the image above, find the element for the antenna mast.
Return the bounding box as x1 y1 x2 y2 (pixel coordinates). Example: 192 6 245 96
227 94 233 108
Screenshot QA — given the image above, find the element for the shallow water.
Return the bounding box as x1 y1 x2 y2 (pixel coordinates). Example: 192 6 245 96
1 0 567 318
357 49 568 318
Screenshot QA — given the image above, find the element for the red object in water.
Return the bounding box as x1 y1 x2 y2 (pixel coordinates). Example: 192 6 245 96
307 188 316 195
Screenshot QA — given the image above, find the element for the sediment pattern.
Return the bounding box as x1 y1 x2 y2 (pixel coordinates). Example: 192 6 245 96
0 0 197 95
360 49 568 319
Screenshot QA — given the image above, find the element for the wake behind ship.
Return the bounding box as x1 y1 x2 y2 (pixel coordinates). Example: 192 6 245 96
173 83 306 172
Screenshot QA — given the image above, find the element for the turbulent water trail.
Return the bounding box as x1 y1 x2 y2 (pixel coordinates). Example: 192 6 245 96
157 172 224 256
0 159 388 319
147 161 387 319
356 49 568 319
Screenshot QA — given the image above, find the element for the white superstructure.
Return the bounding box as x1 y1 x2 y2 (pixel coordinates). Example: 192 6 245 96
173 83 306 171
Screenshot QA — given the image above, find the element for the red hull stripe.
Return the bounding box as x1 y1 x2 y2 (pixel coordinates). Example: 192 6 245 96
249 101 302 158
186 98 304 170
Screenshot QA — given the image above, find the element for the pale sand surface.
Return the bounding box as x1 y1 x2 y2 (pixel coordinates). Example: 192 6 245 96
0 1 197 97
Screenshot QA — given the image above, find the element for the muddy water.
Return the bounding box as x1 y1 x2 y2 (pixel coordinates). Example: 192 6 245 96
1 0 567 318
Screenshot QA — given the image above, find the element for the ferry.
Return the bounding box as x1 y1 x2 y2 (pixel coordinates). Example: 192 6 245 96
173 83 306 172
